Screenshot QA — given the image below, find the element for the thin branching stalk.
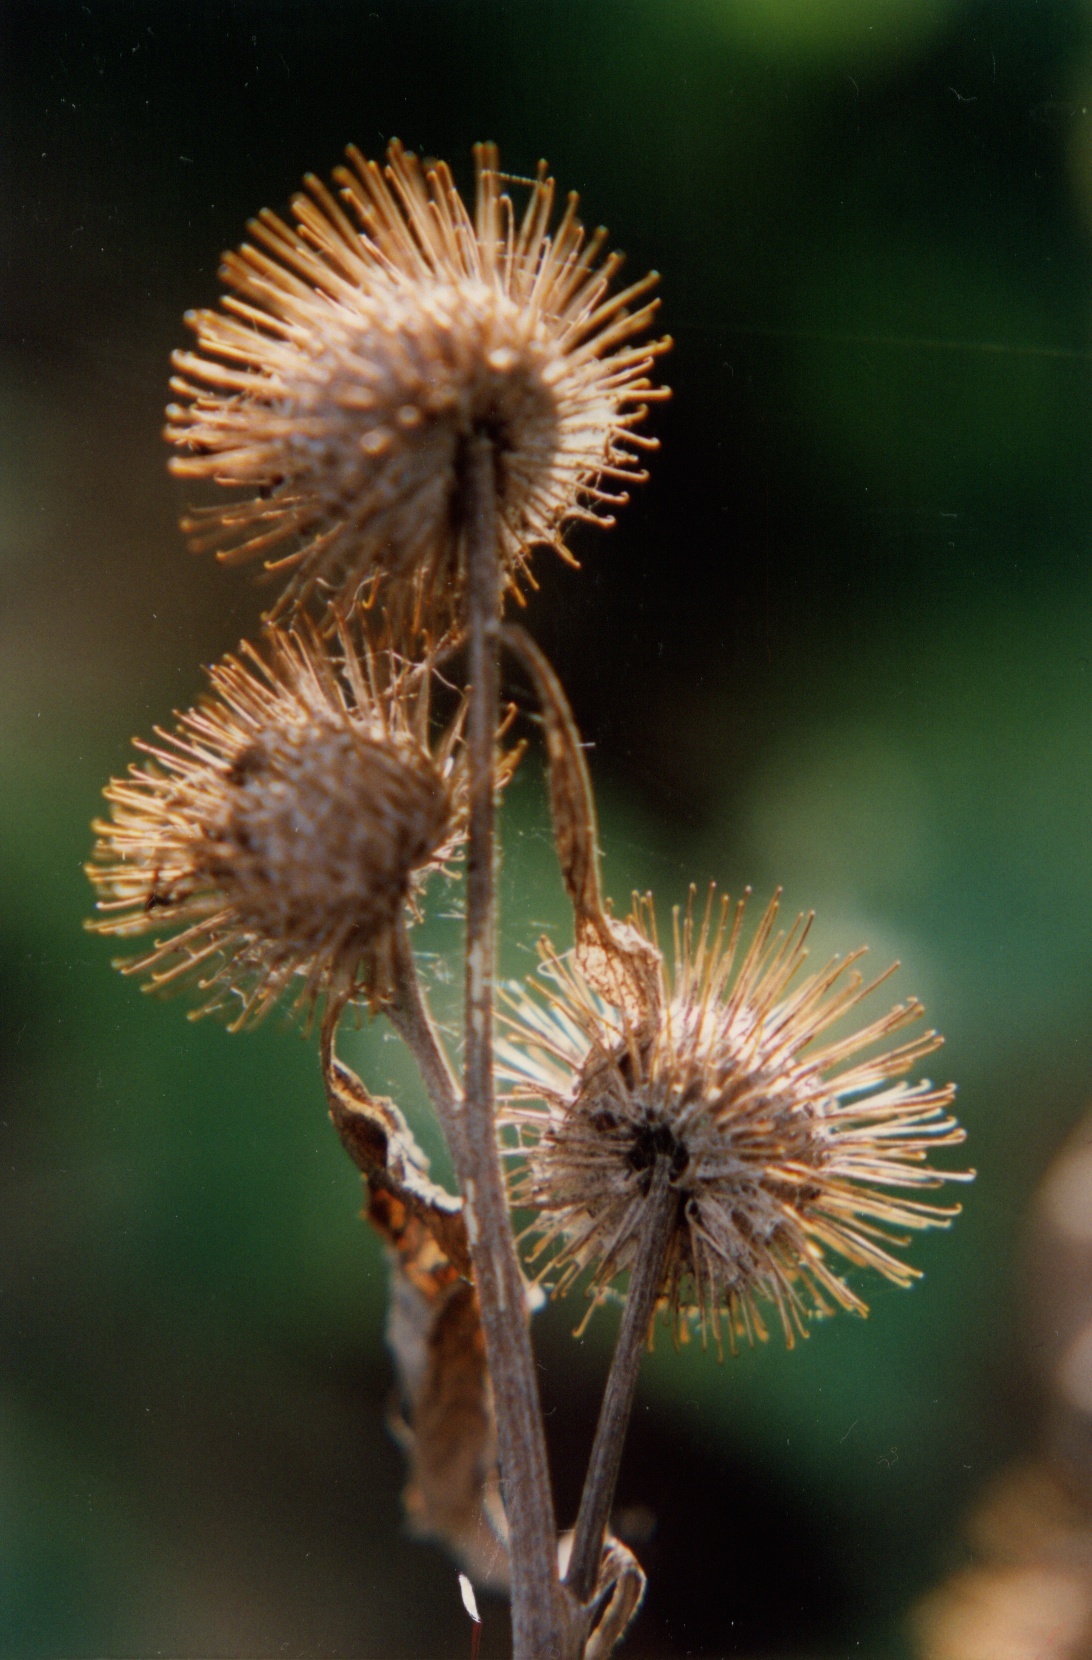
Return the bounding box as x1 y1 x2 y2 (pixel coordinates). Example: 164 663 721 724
565 1156 678 1606
388 926 465 1155
458 431 571 1659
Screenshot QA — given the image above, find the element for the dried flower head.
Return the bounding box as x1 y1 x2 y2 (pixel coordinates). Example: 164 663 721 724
500 890 971 1350
85 624 488 1028
165 140 670 623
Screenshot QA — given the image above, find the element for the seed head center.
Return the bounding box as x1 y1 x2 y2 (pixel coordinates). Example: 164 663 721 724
200 720 451 950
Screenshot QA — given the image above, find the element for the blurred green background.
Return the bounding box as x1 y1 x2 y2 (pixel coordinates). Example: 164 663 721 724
4 0 1092 1654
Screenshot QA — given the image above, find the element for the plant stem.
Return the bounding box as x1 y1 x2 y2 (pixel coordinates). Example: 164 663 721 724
565 1156 677 1606
458 431 569 1660
388 926 464 1157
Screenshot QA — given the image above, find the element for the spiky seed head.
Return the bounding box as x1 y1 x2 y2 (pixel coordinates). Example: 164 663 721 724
203 721 449 953
500 889 972 1351
86 625 473 1027
165 140 670 625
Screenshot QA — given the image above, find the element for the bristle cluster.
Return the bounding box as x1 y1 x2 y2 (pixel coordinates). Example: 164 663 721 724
165 140 670 622
86 626 467 1027
500 890 971 1350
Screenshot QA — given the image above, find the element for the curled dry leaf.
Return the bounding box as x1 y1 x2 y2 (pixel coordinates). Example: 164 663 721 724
386 1228 511 1592
558 1530 647 1660
323 1029 471 1276
323 1027 508 1588
502 626 661 1034
584 1537 648 1660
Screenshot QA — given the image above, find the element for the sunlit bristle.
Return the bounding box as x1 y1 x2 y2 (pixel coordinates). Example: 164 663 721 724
86 622 516 1029
164 141 671 629
499 888 971 1352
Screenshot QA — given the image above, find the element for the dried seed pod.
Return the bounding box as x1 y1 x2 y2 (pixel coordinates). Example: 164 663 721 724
85 623 497 1027
165 141 670 625
500 889 971 1351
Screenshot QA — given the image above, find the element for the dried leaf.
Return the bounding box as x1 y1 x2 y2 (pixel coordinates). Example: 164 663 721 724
583 1537 647 1660
502 626 661 1033
322 1025 509 1590
389 1262 510 1591
558 1531 648 1659
323 1029 471 1277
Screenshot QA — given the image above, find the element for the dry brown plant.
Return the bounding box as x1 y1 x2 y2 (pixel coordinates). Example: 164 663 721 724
86 621 476 1025
165 141 669 629
87 140 969 1660
501 887 969 1349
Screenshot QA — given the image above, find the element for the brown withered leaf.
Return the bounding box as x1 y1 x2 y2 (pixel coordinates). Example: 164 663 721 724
323 1031 471 1277
558 1531 648 1659
387 1254 510 1591
502 625 661 1035
585 1537 647 1660
322 1026 509 1589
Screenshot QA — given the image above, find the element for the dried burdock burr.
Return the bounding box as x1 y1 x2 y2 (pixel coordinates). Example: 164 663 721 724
85 622 481 1026
499 624 973 1614
502 887 971 1350
501 891 971 1606
84 116 971 1660
165 140 670 626
159 136 670 1659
